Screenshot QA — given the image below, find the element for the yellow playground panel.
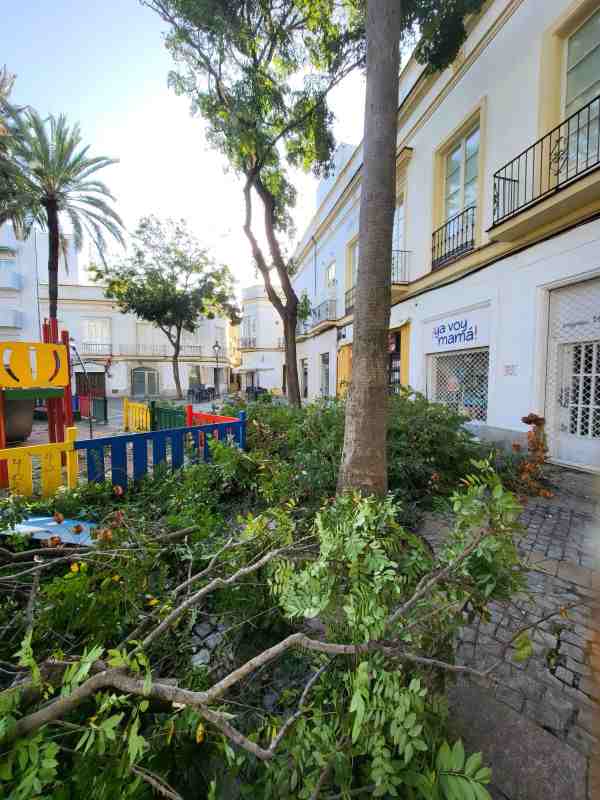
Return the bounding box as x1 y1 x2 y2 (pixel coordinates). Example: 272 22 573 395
0 341 70 389
0 427 78 497
123 398 151 432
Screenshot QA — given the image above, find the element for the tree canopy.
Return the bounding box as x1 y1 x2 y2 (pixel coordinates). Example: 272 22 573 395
92 216 239 396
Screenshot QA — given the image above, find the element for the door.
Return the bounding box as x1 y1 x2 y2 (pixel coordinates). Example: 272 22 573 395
555 340 600 467
76 371 105 397
546 278 600 470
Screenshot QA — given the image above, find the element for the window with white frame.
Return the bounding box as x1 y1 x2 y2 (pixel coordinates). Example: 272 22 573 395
444 126 480 221
563 8 600 175
393 199 405 251
427 348 490 422
565 7 600 117
325 261 336 288
83 318 110 344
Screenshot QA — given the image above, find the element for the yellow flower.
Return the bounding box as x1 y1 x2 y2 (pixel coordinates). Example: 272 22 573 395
112 575 121 583
195 722 205 744
70 563 79 573
147 596 159 607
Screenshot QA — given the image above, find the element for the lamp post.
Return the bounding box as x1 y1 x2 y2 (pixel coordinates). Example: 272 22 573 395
212 340 222 399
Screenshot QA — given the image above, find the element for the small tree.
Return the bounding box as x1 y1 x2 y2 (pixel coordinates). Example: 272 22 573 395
338 0 486 495
93 216 239 399
143 0 364 407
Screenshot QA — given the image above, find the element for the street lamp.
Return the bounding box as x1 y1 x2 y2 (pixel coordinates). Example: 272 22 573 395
212 340 222 399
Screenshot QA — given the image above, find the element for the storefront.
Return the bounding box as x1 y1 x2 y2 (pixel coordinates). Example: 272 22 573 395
424 306 490 423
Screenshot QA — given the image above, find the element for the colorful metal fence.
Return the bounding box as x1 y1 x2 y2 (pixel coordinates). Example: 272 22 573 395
0 413 246 497
75 413 246 489
0 428 78 497
123 398 151 432
150 401 185 431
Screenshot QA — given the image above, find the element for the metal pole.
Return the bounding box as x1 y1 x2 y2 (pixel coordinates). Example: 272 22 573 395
70 342 93 440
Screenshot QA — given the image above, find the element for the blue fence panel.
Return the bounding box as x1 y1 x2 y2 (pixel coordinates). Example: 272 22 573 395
74 415 246 489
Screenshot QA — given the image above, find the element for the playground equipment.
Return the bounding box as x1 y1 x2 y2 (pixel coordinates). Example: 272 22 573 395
0 334 73 485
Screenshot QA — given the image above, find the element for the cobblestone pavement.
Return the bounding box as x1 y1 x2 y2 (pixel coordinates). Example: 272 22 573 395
421 466 599 800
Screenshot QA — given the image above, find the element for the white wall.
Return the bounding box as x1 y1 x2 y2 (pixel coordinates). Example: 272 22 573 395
390 218 600 437
296 328 338 400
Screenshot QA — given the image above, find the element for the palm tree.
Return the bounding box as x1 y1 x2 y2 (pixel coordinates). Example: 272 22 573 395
7 110 125 323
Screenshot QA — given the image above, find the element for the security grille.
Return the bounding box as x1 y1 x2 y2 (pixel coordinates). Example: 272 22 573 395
546 277 600 469
427 348 489 421
564 341 600 438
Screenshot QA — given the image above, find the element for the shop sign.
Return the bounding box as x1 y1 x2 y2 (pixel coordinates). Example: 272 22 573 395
424 307 490 353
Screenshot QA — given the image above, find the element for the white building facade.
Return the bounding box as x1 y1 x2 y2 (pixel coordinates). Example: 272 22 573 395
0 225 235 398
278 0 600 473
238 284 285 392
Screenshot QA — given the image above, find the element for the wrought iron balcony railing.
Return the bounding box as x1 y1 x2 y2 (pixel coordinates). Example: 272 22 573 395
493 93 600 225
311 299 337 326
432 206 476 270
80 342 111 355
344 250 411 315
240 336 257 349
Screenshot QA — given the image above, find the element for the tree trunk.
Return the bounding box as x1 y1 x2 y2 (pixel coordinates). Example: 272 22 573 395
283 312 300 406
45 197 60 322
337 0 401 496
172 334 183 399
242 176 302 408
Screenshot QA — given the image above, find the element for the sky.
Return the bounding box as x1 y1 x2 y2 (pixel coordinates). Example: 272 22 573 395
3 0 366 293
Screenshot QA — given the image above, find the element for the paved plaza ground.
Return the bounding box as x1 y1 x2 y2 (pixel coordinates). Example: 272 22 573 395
422 466 599 800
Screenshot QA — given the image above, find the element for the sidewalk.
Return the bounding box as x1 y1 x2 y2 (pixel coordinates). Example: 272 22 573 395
421 466 600 800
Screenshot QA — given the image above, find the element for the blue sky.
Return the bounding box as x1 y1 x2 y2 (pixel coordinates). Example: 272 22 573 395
4 0 365 289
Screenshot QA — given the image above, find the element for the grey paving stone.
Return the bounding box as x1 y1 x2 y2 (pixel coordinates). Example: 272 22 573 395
448 685 587 800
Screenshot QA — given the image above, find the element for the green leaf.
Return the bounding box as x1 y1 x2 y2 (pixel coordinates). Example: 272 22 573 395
451 740 465 771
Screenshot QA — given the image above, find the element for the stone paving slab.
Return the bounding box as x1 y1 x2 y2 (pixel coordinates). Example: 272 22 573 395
448 685 587 800
420 466 599 800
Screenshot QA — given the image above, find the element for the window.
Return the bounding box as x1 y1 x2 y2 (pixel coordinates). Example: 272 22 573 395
83 318 110 344
427 348 489 422
300 358 309 399
563 8 600 177
444 126 479 221
131 367 159 397
320 353 330 397
388 332 401 394
392 200 405 251
565 8 600 117
326 261 336 288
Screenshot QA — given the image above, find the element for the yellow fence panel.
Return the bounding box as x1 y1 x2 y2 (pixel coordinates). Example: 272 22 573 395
0 341 70 388
0 428 78 498
123 398 150 432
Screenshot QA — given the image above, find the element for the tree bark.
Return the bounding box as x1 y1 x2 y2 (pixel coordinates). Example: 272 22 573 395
172 331 183 399
242 175 302 408
337 0 401 495
45 196 60 322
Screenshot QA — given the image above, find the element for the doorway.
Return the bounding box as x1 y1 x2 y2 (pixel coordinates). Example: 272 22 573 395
546 277 600 471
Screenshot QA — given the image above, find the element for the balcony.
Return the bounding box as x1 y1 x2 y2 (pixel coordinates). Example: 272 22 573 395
432 206 476 270
80 342 111 355
240 336 256 349
344 250 411 316
311 299 337 328
490 93 600 241
116 344 205 357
